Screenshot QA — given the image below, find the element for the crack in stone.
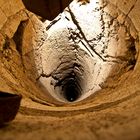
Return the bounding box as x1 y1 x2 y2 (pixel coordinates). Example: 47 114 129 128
67 6 124 63
46 15 61 30
126 0 138 16
68 6 99 58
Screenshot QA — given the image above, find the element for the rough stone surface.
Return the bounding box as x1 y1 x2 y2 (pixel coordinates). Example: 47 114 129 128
0 0 140 140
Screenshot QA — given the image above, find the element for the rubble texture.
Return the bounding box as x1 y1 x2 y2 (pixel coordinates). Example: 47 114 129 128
0 0 140 140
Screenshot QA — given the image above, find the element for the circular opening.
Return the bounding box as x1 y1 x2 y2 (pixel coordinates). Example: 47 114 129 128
0 0 139 106
57 71 82 102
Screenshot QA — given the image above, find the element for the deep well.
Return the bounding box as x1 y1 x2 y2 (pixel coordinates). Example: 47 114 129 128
0 0 140 139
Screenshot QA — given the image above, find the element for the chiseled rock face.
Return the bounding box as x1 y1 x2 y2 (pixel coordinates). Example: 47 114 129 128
0 0 140 140
36 0 137 103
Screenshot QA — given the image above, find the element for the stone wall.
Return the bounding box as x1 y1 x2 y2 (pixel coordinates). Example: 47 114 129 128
0 0 140 140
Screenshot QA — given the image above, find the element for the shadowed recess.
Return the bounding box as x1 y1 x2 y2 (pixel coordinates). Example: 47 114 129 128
53 63 83 102
62 73 82 102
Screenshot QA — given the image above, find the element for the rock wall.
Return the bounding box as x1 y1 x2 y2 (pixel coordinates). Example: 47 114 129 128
0 0 140 140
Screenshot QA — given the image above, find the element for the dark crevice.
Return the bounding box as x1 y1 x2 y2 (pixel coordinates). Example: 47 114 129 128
46 17 61 31
62 75 82 102
13 21 28 55
53 63 83 102
3 37 10 50
127 40 137 68
67 6 95 58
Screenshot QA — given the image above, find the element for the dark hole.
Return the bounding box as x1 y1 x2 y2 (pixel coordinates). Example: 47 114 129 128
53 63 83 102
63 78 81 102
